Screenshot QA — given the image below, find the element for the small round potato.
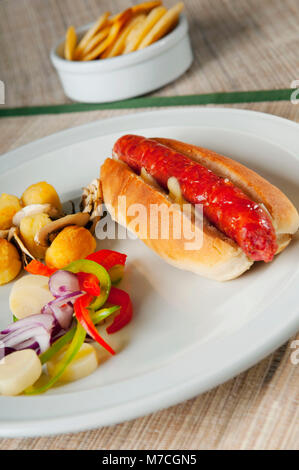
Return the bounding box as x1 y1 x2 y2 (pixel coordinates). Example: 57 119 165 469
0 239 22 285
9 274 54 320
0 193 22 230
0 349 42 396
21 182 62 213
47 343 98 383
45 225 96 269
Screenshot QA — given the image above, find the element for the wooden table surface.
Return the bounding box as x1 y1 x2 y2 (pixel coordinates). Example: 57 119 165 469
0 0 298 450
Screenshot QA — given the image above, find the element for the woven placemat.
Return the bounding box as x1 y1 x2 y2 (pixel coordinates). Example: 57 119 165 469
0 0 298 451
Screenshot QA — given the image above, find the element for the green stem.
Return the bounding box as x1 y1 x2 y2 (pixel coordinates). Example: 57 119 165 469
0 89 293 118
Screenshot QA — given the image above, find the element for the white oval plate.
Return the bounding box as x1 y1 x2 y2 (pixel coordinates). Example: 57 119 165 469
0 108 298 437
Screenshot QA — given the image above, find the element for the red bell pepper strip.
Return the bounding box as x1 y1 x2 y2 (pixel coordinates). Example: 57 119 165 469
106 286 133 334
25 260 57 277
65 259 111 311
74 294 115 355
77 272 101 297
86 249 127 271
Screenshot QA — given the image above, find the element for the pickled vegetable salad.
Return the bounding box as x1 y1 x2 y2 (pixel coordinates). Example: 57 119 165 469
0 249 132 395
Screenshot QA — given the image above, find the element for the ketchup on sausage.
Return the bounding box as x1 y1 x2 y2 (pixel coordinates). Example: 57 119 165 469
113 135 278 262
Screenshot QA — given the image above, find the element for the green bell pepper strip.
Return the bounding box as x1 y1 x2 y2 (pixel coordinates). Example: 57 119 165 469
64 259 111 310
39 326 76 365
91 305 120 325
39 306 119 365
25 322 86 395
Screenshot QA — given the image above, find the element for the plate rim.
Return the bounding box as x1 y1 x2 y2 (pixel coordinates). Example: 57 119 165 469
2 107 299 166
0 107 298 437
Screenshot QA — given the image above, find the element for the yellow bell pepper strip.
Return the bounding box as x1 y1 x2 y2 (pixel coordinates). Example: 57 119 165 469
74 294 115 355
106 287 133 334
64 259 111 311
25 322 86 395
108 264 125 284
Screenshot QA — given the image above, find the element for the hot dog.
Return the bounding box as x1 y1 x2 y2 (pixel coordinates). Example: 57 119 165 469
100 135 299 280
113 135 278 262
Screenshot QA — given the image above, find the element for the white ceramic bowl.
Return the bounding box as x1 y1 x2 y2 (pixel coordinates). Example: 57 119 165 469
50 14 193 103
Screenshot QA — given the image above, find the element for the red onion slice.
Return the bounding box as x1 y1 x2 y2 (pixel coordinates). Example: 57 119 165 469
0 313 56 356
47 303 74 330
41 291 84 329
49 270 80 298
2 326 50 352
0 313 55 335
0 271 87 360
14 339 39 351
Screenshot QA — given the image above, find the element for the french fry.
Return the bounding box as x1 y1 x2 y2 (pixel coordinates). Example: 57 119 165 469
132 1 162 14
102 14 146 59
124 6 167 53
64 26 77 60
79 25 111 58
111 7 133 23
83 11 132 61
138 2 184 50
74 12 110 59
64 1 183 62
111 2 161 23
123 15 147 54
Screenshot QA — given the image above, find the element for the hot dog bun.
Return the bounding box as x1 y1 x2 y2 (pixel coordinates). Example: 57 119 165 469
100 139 299 281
